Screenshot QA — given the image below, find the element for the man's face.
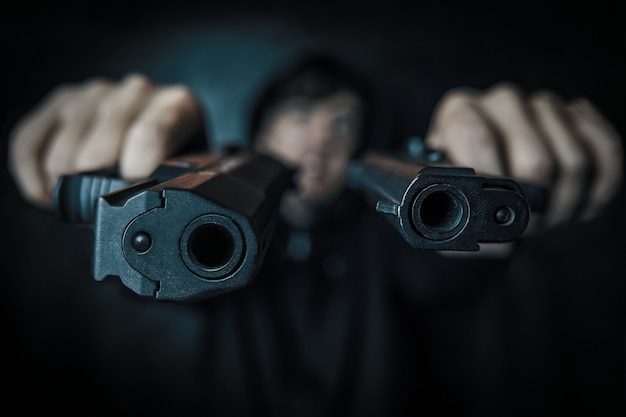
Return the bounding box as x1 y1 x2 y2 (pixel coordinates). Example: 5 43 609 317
256 90 362 205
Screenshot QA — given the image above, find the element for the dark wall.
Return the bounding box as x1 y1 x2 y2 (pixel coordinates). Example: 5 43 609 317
2 0 624 137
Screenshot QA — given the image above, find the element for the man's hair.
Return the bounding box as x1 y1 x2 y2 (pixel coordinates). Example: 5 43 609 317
249 51 376 156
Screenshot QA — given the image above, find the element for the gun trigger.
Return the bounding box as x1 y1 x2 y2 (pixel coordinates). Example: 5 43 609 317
376 201 400 216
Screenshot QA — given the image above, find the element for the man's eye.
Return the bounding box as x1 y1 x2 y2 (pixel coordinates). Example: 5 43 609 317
331 115 358 136
280 98 313 123
289 107 312 122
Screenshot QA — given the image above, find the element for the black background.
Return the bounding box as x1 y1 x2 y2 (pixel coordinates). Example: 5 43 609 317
1 0 625 415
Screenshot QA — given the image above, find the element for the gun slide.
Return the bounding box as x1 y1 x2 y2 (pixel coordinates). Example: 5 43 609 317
348 152 532 251
54 150 293 302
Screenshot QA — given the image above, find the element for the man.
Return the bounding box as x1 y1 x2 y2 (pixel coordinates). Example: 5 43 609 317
9 52 622 230
6 51 624 416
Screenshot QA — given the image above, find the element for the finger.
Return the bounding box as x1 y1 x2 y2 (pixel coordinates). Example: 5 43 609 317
529 91 590 227
8 85 75 206
43 79 113 190
477 83 555 183
426 89 506 176
566 98 624 220
72 74 153 174
119 85 204 179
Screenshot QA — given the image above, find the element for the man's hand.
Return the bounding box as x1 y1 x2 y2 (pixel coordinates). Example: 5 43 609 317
8 74 205 207
426 83 623 232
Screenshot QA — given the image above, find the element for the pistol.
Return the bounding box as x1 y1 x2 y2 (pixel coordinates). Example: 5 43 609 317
54 148 293 302
347 138 547 251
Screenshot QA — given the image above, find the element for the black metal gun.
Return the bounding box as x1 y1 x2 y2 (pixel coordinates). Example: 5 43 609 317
347 139 547 251
54 143 543 302
54 148 293 303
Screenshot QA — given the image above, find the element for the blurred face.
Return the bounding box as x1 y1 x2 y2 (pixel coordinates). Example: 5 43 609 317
256 90 362 205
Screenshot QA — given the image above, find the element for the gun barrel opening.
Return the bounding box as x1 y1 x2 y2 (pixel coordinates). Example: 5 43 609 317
411 185 469 241
418 191 462 231
180 214 244 280
188 224 236 270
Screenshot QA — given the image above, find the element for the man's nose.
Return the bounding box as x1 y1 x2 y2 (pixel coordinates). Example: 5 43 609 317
304 120 334 153
300 152 324 176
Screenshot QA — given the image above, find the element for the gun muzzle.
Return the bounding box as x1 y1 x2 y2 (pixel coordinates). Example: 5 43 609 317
348 152 532 251
54 150 293 302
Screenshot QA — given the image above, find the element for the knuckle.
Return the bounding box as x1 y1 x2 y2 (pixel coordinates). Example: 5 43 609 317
56 80 110 121
43 155 67 177
530 90 562 108
437 88 476 114
95 95 119 118
487 81 525 102
164 85 196 108
97 76 153 118
512 152 555 181
530 89 555 101
83 78 111 92
569 97 598 118
74 147 114 171
48 83 76 103
560 147 588 176
456 120 495 148
158 90 197 124
124 73 151 85
127 121 168 147
122 73 153 93
57 100 83 122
